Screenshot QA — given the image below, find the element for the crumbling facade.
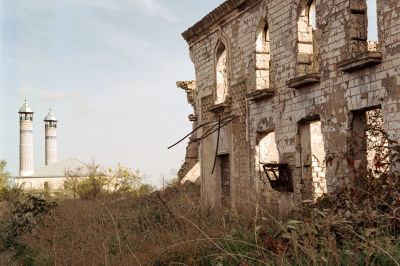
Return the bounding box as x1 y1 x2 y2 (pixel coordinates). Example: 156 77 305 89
179 0 400 213
176 81 201 184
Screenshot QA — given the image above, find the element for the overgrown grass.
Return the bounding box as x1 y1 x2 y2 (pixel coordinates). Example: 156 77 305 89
0 177 399 265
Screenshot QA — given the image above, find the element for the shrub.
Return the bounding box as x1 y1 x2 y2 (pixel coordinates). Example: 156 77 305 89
109 165 142 193
71 162 109 200
10 195 57 237
0 160 10 191
76 176 108 199
66 162 155 199
0 184 24 204
133 183 155 197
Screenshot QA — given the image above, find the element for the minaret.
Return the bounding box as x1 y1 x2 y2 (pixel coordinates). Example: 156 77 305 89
19 99 34 176
44 109 58 165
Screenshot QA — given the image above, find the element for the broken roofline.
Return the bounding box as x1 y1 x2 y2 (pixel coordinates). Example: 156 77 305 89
182 0 260 43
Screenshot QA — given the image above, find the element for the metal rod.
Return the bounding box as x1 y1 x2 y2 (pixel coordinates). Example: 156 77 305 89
168 115 239 150
197 115 238 141
167 121 212 149
211 116 221 174
193 121 220 142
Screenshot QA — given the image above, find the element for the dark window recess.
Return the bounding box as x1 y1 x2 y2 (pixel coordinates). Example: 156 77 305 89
44 181 49 190
262 163 293 192
220 154 231 207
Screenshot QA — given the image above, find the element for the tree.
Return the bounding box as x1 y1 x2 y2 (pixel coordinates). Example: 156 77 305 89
65 161 109 199
109 165 155 196
0 160 23 203
76 162 109 200
65 162 154 199
64 166 85 199
109 165 142 193
0 160 10 190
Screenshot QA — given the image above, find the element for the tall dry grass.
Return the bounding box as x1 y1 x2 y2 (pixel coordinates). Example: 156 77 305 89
18 183 272 265
1 176 399 266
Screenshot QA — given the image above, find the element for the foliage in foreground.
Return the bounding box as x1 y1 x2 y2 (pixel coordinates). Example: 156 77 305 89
0 174 398 266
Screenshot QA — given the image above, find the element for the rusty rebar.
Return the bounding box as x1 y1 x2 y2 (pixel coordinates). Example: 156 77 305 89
211 116 222 174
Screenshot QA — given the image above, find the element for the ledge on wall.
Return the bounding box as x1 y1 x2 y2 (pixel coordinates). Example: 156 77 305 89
286 73 321 89
246 88 275 101
208 100 231 114
188 114 197 122
337 52 382 72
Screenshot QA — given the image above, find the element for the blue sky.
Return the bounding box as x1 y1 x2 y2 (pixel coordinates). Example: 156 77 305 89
0 0 378 186
0 0 223 186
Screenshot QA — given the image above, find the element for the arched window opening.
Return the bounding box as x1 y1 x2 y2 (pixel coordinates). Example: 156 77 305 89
255 131 279 199
256 132 279 173
367 0 378 51
255 21 270 91
344 0 380 58
307 0 317 29
296 0 317 76
256 22 270 53
215 42 228 104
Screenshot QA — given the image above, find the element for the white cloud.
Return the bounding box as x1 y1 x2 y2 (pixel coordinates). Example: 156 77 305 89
131 0 177 22
39 90 67 102
80 0 177 22
66 91 99 115
18 86 33 99
38 89 98 115
10 0 176 22
87 17 153 60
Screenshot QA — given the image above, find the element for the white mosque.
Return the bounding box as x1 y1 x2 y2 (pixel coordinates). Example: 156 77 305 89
14 99 86 191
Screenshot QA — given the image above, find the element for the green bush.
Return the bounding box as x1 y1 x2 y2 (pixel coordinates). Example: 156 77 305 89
67 162 109 200
0 184 25 204
109 165 142 193
0 160 10 191
77 176 108 199
65 162 155 199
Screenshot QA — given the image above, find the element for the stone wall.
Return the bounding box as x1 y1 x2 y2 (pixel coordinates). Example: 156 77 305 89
180 0 400 213
14 177 66 191
176 81 201 184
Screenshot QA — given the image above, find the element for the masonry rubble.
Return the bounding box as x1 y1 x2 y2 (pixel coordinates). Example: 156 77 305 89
176 0 399 215
176 81 201 185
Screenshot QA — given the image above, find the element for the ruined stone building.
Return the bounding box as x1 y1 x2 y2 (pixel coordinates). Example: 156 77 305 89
177 0 400 213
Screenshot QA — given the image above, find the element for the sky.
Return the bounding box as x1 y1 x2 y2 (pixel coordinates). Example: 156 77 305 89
0 0 223 186
0 0 378 186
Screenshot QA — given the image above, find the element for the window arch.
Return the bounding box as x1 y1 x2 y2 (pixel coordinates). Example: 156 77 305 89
367 0 378 51
307 0 317 29
255 20 270 91
215 41 228 104
345 0 379 57
256 131 279 170
296 0 317 76
256 22 270 53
